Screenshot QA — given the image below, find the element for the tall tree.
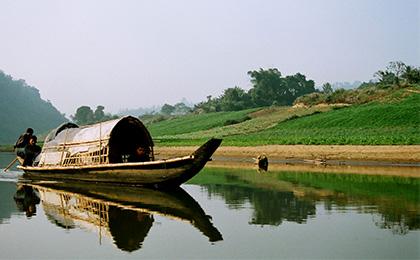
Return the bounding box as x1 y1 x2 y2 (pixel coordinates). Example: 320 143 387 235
322 83 333 94
194 96 221 113
248 68 285 106
284 73 316 104
402 65 420 84
247 68 316 106
72 106 94 125
161 103 175 115
386 61 407 79
220 86 251 111
94 105 105 121
374 61 408 85
173 102 192 115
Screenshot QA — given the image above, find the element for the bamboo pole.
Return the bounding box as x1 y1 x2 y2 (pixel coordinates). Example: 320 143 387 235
60 129 69 166
99 122 102 164
3 157 18 172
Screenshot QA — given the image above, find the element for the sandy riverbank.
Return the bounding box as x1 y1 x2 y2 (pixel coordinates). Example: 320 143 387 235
156 144 420 177
156 144 420 162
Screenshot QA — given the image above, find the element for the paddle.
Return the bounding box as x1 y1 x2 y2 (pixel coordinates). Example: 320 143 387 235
4 157 18 172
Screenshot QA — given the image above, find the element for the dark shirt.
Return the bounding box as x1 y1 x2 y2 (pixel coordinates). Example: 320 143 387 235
128 147 150 162
14 133 32 149
23 144 42 166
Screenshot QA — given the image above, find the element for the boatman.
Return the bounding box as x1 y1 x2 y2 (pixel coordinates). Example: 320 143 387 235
14 128 34 159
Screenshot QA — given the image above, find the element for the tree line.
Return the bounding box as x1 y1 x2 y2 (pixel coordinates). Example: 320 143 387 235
373 61 420 86
194 68 316 113
295 61 420 106
72 61 420 125
0 70 66 144
71 105 118 125
133 68 316 121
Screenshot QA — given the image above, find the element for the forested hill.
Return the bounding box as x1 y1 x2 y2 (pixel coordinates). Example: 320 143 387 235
0 71 67 144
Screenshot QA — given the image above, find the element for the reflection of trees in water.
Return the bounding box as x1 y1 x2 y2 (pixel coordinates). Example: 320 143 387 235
251 189 315 225
318 194 420 234
203 185 315 226
373 203 420 235
207 185 248 210
200 173 419 233
275 171 420 233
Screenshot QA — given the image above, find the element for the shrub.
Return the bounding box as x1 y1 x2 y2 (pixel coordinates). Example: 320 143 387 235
223 116 251 126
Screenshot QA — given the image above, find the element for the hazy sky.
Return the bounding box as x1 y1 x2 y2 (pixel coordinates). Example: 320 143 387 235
1 0 419 116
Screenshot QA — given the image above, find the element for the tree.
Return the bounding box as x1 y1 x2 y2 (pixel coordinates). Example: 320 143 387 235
386 61 407 79
173 102 192 115
374 61 409 86
247 69 316 107
94 105 105 122
70 105 118 125
72 106 94 125
220 86 251 111
402 65 420 84
322 83 333 94
194 96 221 113
284 73 316 104
248 68 286 106
161 103 175 115
374 70 398 85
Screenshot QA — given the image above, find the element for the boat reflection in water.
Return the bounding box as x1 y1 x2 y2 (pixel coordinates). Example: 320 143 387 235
14 185 40 218
15 182 223 252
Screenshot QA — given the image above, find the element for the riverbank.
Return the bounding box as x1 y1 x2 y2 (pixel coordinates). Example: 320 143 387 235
3 143 418 162
156 144 420 178
0 145 13 152
156 144 420 162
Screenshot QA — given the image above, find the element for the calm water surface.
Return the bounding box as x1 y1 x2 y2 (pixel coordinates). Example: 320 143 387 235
0 152 419 259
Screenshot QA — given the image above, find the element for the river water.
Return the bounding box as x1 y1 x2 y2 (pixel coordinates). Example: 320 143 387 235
0 152 419 259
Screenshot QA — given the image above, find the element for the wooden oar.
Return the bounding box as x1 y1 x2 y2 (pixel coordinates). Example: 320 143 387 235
4 157 18 172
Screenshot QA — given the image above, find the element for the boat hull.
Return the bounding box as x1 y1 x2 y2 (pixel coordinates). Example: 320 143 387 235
19 138 222 188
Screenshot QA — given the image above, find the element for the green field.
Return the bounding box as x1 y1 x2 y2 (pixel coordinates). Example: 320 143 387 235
1 86 417 149
150 92 420 146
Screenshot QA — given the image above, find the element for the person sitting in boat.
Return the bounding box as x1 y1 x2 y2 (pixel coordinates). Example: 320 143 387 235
129 146 151 162
14 128 34 158
22 136 42 166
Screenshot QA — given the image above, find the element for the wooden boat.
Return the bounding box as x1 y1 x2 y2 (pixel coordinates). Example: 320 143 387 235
18 116 222 188
15 181 223 251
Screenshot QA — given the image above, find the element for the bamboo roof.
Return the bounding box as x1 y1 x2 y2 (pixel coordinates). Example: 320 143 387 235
38 116 153 166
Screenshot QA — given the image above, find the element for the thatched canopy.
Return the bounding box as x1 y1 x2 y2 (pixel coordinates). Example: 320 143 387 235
38 116 154 166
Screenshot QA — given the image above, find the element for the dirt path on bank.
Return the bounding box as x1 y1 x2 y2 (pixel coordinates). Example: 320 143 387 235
156 145 420 163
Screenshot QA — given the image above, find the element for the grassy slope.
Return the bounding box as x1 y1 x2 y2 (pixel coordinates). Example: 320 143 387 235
150 106 331 145
148 91 419 146
225 93 420 145
147 108 257 137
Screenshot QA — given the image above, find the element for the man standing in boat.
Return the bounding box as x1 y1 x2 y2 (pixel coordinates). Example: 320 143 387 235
14 128 34 159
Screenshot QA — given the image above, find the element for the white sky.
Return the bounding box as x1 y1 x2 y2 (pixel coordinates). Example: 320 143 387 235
1 0 419 116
